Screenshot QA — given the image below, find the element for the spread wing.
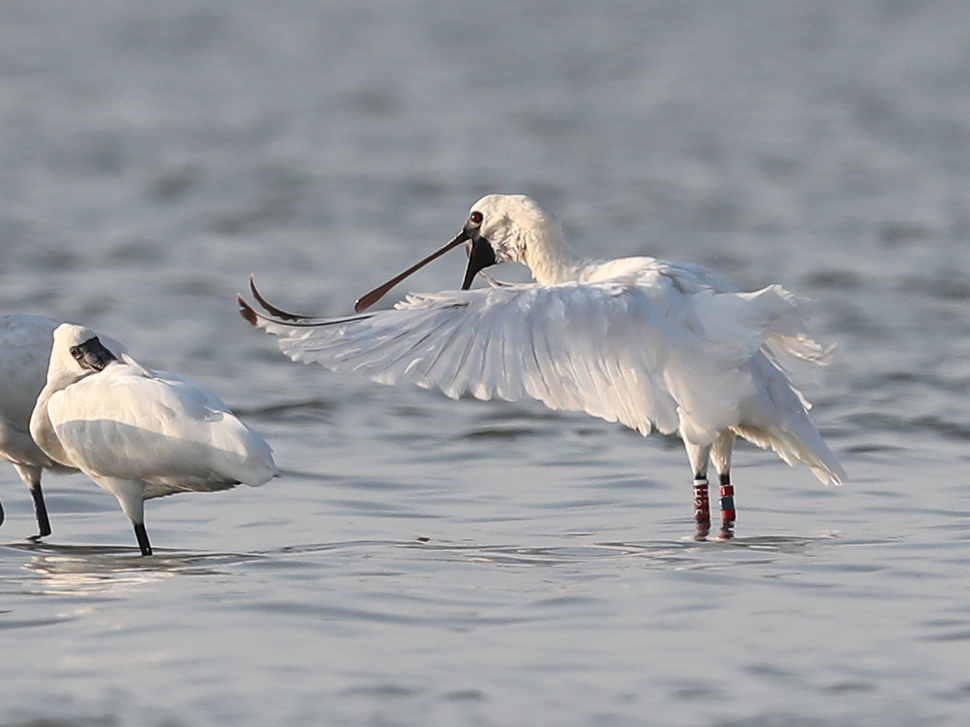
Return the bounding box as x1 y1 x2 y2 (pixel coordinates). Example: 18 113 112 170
240 279 821 440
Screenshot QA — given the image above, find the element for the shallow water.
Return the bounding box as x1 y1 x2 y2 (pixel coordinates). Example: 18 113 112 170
1 1 970 725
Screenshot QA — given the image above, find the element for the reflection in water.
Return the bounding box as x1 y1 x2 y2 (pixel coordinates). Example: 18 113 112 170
8 541 262 597
0 0 968 724
25 555 174 596
2 531 843 602
395 532 840 570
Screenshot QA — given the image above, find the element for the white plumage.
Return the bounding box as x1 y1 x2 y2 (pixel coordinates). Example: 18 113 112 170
0 314 125 539
240 194 843 536
0 314 63 537
29 323 278 555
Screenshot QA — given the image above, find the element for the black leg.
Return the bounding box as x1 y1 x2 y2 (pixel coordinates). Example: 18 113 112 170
29 482 52 539
0 498 5 528
133 522 153 556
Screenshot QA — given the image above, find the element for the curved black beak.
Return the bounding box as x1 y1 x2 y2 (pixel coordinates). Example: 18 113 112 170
354 228 471 313
461 237 497 290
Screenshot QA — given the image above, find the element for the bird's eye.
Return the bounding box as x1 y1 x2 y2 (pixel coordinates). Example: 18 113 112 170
469 211 483 226
69 347 83 361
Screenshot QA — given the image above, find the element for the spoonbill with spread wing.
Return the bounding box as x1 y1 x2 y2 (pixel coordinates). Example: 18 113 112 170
30 323 278 555
239 194 843 537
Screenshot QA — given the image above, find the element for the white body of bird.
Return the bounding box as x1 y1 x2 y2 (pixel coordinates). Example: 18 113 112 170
30 323 278 555
0 314 65 535
0 314 126 538
240 194 843 537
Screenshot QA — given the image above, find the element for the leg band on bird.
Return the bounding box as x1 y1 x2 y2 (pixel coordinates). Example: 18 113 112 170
718 473 735 525
693 478 710 525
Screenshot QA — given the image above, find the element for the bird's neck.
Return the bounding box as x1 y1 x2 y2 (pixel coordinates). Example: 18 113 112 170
523 227 584 285
29 368 85 468
29 390 70 468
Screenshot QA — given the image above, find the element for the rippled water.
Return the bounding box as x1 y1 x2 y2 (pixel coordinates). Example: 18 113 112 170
1 2 970 725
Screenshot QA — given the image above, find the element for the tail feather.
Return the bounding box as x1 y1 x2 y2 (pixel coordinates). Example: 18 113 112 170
733 423 844 486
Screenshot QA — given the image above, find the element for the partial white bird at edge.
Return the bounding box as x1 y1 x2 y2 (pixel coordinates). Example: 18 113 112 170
0 314 125 539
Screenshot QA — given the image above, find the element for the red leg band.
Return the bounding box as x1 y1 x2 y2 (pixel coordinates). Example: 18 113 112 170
719 484 736 523
693 479 710 524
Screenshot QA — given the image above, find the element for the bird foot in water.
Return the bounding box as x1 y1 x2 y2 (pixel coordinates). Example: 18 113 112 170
133 523 153 556
692 521 711 541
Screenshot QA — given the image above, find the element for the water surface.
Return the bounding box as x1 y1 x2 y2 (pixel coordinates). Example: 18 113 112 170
1 2 969 725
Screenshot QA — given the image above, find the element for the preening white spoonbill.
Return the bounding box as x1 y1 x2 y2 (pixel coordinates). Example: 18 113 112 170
30 323 279 555
239 194 843 538
0 314 125 539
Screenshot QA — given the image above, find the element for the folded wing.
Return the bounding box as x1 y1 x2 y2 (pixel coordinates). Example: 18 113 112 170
47 364 277 496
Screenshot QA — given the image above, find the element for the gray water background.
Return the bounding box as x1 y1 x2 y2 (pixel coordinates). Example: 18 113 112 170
1 2 969 725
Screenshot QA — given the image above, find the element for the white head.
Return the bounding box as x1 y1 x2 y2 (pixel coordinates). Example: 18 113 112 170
49 323 119 384
352 194 575 312
459 194 569 288
30 324 122 468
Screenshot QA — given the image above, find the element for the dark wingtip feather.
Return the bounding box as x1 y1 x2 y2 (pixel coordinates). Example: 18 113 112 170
249 276 309 321
237 294 260 327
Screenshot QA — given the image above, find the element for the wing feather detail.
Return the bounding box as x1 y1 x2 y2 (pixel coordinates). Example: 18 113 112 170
243 277 832 446
247 283 718 437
